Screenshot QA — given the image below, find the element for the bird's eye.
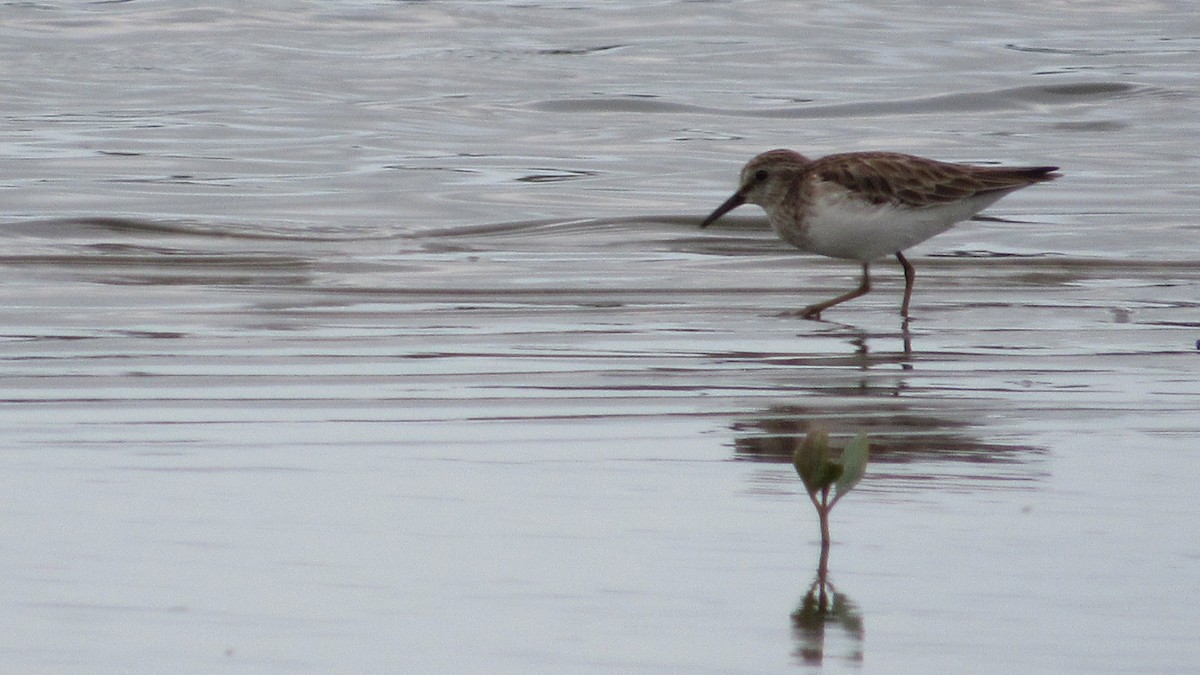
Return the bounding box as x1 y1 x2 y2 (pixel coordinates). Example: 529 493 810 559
754 169 769 182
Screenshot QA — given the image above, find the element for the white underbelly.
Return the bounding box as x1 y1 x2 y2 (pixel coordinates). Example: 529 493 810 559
782 193 1007 261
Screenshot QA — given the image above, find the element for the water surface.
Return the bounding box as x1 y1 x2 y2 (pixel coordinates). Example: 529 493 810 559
2 1 1198 673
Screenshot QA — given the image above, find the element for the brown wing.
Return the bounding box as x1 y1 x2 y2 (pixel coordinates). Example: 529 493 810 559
810 152 1059 207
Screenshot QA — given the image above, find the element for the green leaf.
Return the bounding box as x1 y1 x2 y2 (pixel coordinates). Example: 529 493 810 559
793 430 837 494
822 462 844 487
832 432 870 503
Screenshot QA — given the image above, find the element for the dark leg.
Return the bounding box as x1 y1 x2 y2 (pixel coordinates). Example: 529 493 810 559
800 263 872 320
896 252 915 317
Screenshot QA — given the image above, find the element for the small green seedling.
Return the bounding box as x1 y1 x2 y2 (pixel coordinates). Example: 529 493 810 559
793 430 870 552
791 430 870 664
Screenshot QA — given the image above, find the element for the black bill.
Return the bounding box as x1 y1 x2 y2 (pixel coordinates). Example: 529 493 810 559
699 191 746 228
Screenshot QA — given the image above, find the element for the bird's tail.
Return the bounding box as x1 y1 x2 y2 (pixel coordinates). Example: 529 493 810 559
1007 166 1061 182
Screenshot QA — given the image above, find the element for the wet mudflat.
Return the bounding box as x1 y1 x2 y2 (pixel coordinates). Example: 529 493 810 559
2 2 1198 673
3 214 1196 673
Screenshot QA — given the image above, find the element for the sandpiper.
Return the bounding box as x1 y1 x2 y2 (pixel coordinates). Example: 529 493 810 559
700 149 1059 319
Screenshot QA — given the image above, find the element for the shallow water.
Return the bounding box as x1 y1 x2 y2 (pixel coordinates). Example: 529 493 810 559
2 2 1199 673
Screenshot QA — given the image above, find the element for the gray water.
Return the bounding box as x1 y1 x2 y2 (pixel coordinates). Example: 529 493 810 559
2 2 1199 673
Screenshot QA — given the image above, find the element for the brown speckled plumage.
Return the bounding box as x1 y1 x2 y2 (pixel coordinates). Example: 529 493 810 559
808 151 1058 207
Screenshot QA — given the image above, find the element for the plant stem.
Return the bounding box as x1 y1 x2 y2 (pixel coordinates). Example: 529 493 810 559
817 486 832 581
819 487 832 548
818 506 831 580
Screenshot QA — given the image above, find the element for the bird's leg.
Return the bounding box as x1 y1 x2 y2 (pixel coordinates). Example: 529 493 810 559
896 252 915 318
799 263 872 320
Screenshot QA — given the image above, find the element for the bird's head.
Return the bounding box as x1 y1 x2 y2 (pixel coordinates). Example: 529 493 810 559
700 149 810 228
